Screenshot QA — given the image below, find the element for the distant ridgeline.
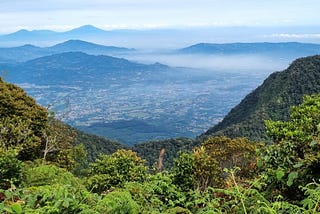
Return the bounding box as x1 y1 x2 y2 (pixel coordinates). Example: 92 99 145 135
201 55 320 142
0 39 134 62
178 42 320 57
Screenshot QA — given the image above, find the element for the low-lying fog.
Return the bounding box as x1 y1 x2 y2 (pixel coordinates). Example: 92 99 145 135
120 52 293 78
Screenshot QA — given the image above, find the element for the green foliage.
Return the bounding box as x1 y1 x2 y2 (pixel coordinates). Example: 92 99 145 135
0 78 48 160
261 94 320 200
75 129 127 163
172 152 196 192
0 116 33 150
86 149 147 193
0 78 48 132
1 164 99 214
23 164 81 187
8 203 23 214
193 146 222 191
22 183 98 214
301 182 320 212
172 147 221 193
125 173 185 213
70 144 89 176
172 136 258 194
164 206 192 214
0 148 23 189
200 137 259 178
96 191 139 214
42 119 77 167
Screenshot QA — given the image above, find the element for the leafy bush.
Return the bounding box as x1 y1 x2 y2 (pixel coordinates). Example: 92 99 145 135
125 173 185 212
86 149 147 193
23 164 81 187
0 148 23 189
301 181 320 212
172 152 196 192
164 206 192 214
22 184 98 214
96 190 139 214
173 137 258 193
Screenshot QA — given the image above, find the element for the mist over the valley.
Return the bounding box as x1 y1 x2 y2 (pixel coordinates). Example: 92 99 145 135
120 51 291 74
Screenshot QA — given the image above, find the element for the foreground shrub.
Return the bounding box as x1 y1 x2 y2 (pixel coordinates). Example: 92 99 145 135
96 190 139 214
23 164 80 187
86 149 147 193
0 148 23 189
125 173 185 213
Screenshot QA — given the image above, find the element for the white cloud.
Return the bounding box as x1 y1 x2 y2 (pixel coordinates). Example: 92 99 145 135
266 34 320 39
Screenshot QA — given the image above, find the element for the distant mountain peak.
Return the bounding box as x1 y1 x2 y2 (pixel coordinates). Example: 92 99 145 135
48 39 135 53
66 25 106 34
13 44 43 51
6 29 30 37
79 24 99 29
51 39 94 47
16 29 29 33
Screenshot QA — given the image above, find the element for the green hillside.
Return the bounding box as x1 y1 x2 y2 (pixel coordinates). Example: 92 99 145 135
202 55 320 142
74 129 127 163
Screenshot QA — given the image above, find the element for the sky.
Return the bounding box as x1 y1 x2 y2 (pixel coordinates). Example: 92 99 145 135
0 0 319 33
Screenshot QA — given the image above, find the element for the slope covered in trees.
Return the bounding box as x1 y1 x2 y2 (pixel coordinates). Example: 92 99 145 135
0 77 48 160
202 55 320 142
74 128 127 163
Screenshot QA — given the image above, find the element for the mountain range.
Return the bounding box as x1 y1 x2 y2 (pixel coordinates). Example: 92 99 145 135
3 51 169 86
0 25 107 46
2 25 320 49
178 42 320 58
0 39 134 62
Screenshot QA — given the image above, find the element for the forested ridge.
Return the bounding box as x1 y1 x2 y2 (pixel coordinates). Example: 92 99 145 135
202 55 320 142
1 55 320 213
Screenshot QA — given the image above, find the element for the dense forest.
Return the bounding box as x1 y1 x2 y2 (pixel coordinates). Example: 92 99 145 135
1 55 320 213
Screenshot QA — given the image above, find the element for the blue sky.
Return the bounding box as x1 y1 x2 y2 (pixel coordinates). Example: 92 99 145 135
0 0 319 33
